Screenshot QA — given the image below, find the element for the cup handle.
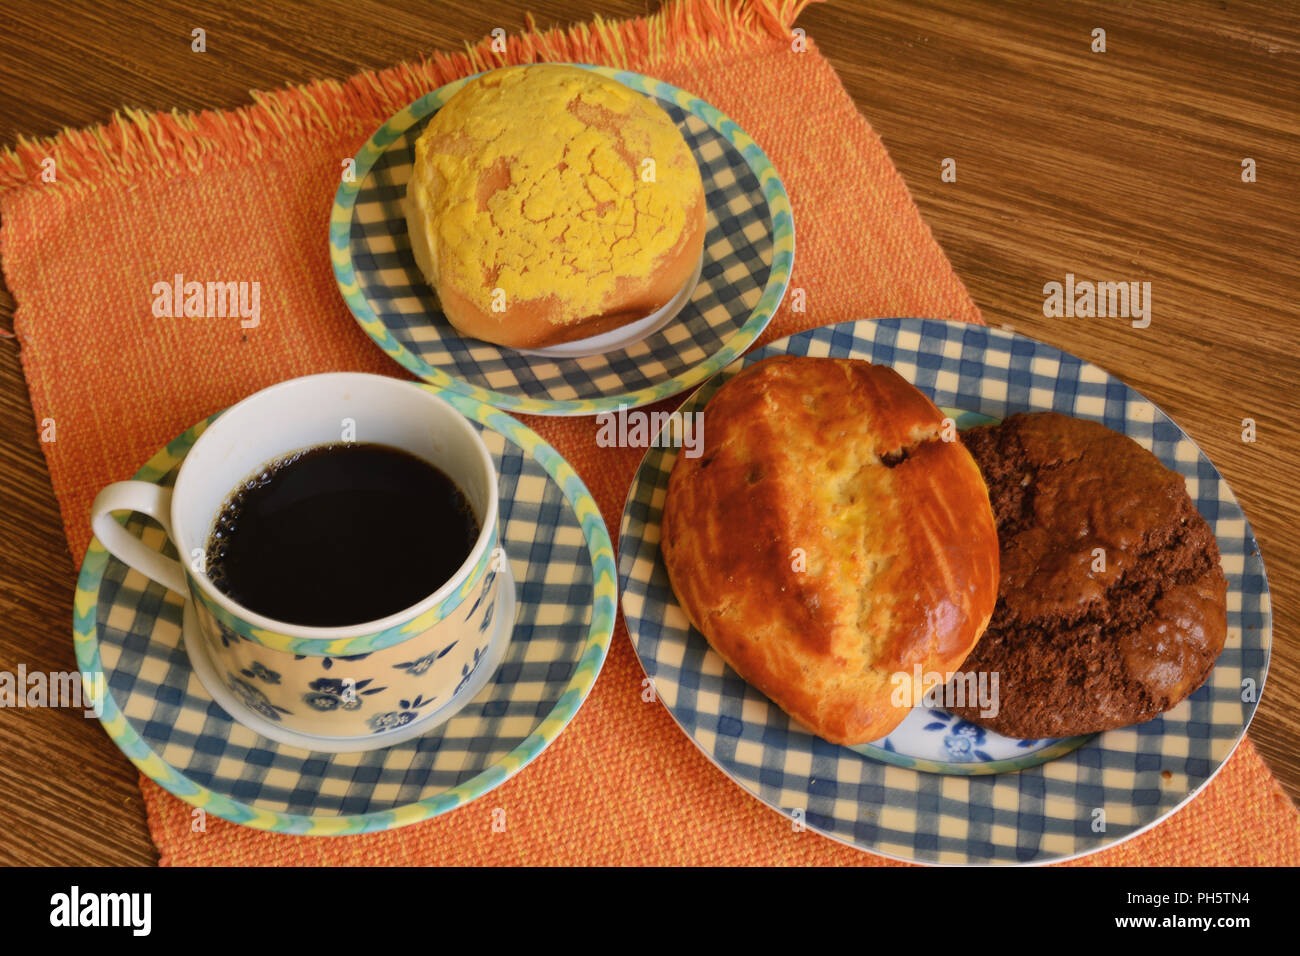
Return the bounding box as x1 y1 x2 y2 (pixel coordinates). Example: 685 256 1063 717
90 481 189 595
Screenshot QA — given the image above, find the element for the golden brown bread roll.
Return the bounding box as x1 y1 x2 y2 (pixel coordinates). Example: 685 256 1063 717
404 64 707 349
660 355 1000 745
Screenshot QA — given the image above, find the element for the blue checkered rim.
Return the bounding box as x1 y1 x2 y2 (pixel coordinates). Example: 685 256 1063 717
71 385 617 835
618 318 1272 864
330 64 794 416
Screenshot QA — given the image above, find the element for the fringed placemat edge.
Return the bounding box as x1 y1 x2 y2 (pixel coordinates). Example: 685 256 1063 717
0 0 817 201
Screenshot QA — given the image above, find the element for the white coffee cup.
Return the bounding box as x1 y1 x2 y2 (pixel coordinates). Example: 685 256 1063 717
90 372 502 741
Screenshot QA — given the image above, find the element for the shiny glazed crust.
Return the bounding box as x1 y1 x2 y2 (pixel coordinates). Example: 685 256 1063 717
660 356 1000 745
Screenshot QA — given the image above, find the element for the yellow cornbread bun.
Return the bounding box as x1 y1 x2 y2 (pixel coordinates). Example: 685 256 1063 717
660 356 1001 746
404 64 707 349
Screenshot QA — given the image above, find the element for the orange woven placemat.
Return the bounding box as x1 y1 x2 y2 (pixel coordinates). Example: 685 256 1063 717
2 0 1296 865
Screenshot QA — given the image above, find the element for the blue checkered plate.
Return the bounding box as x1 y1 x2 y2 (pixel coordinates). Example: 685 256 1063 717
618 318 1271 864
330 65 794 416
73 384 616 835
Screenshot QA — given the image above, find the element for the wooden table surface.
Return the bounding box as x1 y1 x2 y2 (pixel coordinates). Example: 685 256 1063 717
1 0 1296 865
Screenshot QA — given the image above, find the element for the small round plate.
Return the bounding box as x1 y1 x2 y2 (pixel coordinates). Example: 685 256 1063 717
513 253 704 360
74 385 616 835
619 318 1271 864
330 64 794 416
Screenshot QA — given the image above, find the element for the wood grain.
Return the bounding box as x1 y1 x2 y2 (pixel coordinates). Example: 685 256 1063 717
0 0 1296 865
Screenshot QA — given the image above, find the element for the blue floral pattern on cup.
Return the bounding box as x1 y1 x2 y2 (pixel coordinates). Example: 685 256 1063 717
393 641 457 676
227 674 292 721
301 676 385 712
194 513 502 738
217 620 247 648
240 661 280 685
369 710 418 732
366 692 441 733
293 652 372 671
465 567 496 621
454 645 487 698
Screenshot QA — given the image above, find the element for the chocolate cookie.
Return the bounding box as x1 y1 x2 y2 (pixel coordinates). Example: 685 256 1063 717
947 411 1227 738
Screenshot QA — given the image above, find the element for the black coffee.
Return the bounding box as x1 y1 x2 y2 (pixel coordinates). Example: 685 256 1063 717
205 443 480 627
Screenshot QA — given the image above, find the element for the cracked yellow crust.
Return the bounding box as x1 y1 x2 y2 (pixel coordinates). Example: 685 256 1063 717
404 64 706 347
